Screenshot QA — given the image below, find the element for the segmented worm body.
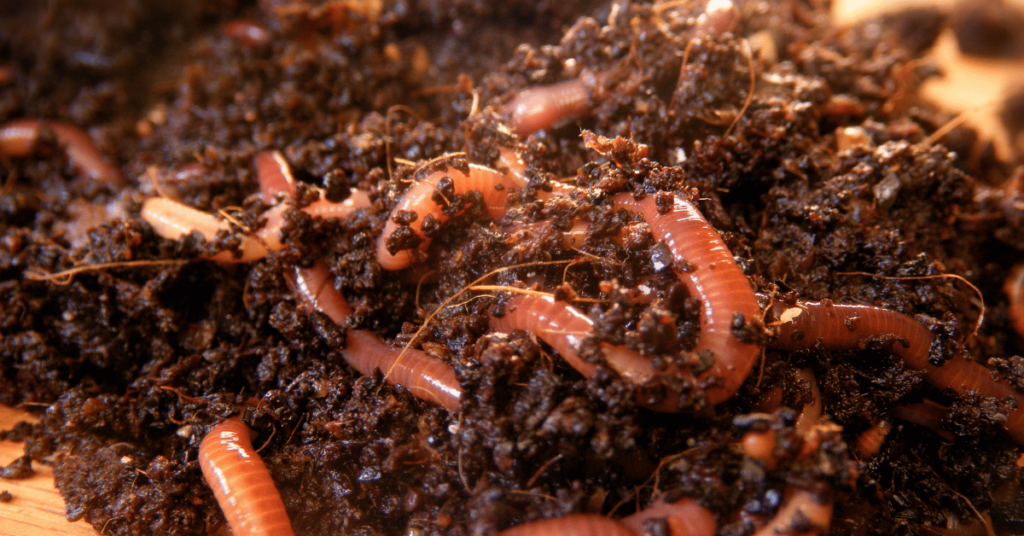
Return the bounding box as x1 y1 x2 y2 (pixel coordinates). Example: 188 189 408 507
141 197 276 262
142 151 370 263
612 193 761 406
490 294 692 407
767 300 1024 445
506 70 609 137
376 163 522 270
257 151 461 410
499 514 638 536
0 118 122 183
291 261 461 411
499 497 716 536
619 497 717 536
1006 262 1024 340
199 418 296 536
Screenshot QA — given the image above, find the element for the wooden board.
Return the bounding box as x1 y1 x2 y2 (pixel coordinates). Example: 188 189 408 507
2 1 1022 535
0 406 94 536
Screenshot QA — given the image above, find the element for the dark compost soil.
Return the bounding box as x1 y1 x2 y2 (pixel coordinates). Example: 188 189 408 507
1 1 1023 535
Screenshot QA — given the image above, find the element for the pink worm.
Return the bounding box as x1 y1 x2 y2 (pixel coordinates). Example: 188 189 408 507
254 149 461 410
503 0 736 138
376 163 523 270
141 150 371 262
199 418 296 536
290 261 461 411
490 294 675 407
611 193 761 406
0 118 122 183
377 148 576 271
506 70 609 137
498 498 716 536
767 300 1024 446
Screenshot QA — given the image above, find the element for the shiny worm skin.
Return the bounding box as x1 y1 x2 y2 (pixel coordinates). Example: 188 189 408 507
252 151 462 410
290 261 462 411
0 118 123 183
612 193 762 406
504 0 735 138
767 299 1024 446
142 150 371 263
376 163 522 270
199 418 296 536
499 498 717 536
505 70 609 137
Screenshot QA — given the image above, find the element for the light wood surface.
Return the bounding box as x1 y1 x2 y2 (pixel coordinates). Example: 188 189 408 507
0 406 94 536
1 1 1022 535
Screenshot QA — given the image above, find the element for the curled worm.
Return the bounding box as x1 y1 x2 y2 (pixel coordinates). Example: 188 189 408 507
612 193 761 406
376 163 522 270
255 152 461 410
199 418 296 536
141 180 370 262
291 260 461 411
0 118 122 183
491 294 674 407
767 299 1024 445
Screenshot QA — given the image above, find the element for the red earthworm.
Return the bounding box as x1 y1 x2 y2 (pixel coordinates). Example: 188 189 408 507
378 147 581 271
612 193 761 406
855 419 893 459
141 189 371 262
376 163 523 270
498 496 716 536
620 496 717 536
1006 262 1024 339
0 118 122 183
499 514 639 536
254 150 296 201
490 294 669 405
141 197 273 263
291 261 461 411
750 487 833 536
891 400 955 441
221 19 272 46
793 368 821 437
500 477 825 536
199 418 296 536
766 300 1024 445
742 370 821 469
506 70 611 137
